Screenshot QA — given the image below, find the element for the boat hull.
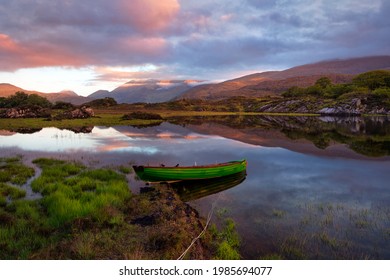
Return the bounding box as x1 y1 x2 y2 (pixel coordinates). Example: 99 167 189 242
133 160 247 182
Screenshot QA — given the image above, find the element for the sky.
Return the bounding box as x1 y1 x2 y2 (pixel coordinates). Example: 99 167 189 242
0 0 389 96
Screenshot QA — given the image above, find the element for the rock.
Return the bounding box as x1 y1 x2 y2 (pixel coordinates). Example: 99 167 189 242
55 106 95 120
0 106 51 118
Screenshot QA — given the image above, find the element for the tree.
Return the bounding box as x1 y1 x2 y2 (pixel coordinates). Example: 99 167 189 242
0 97 6 108
6 91 29 107
315 77 332 89
25 94 52 108
1 92 52 108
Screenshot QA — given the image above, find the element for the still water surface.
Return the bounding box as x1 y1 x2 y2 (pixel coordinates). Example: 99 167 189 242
1 116 389 259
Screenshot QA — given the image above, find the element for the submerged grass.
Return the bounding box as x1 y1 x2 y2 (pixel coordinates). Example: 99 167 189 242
256 202 390 260
209 217 241 260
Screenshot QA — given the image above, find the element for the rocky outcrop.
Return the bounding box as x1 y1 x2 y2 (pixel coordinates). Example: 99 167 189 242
255 97 390 115
54 106 95 119
0 106 51 118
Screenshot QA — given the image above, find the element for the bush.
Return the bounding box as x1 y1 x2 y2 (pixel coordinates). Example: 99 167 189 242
315 77 332 89
2 92 52 108
52 101 75 110
373 87 390 98
353 70 390 90
83 97 117 108
282 86 305 98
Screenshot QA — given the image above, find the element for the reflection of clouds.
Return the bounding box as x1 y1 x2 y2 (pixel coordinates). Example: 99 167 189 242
0 127 160 154
97 141 131 152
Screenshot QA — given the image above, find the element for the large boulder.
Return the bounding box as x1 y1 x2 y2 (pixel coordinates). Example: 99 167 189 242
55 106 95 119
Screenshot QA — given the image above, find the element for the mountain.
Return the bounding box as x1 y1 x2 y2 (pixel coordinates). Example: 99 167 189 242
88 79 203 103
44 90 92 105
178 55 390 100
89 90 110 100
0 83 44 97
0 84 91 105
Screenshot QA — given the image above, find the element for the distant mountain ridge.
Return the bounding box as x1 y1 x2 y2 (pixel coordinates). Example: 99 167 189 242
1 56 389 104
88 79 204 103
178 55 390 100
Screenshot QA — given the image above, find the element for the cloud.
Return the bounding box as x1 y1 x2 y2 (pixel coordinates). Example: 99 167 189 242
0 0 179 71
0 0 389 83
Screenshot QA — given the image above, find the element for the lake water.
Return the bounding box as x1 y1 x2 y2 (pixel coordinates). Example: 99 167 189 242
1 115 390 259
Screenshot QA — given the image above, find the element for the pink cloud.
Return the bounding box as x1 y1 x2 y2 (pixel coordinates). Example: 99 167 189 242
0 0 179 71
119 0 180 33
0 33 90 70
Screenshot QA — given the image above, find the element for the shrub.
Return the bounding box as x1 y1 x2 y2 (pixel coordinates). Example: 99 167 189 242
353 70 390 90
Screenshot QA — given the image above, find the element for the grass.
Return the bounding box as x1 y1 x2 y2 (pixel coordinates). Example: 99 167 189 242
0 113 163 130
0 107 321 130
117 165 132 174
0 156 218 260
0 156 35 186
0 183 26 199
209 217 241 260
0 158 47 259
31 158 130 228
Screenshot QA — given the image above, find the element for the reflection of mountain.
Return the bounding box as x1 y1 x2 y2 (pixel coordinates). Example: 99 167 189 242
169 115 390 158
169 171 246 202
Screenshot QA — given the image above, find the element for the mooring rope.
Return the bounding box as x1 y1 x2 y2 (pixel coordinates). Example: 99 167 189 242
177 193 221 260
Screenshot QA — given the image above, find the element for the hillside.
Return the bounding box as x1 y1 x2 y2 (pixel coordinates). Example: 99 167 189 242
0 83 43 98
88 79 203 103
178 56 390 100
0 84 91 105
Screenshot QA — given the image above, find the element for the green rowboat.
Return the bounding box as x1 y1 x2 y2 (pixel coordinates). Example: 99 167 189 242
133 159 247 182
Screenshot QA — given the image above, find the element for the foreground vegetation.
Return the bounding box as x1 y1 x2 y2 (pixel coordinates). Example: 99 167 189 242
0 157 242 259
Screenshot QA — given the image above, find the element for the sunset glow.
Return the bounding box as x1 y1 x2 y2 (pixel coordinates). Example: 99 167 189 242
0 0 388 96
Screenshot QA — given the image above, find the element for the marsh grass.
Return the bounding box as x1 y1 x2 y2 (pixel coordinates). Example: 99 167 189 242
117 165 132 174
31 158 131 228
0 156 236 260
0 183 26 199
0 157 35 186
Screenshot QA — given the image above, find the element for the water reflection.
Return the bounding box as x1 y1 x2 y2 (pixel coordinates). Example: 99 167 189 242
169 115 390 158
160 171 246 202
1 116 390 259
174 172 246 202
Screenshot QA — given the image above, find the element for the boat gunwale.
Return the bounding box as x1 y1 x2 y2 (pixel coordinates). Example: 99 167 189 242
133 160 246 170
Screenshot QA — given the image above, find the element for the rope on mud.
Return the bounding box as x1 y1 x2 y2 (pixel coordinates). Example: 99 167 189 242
177 194 221 260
